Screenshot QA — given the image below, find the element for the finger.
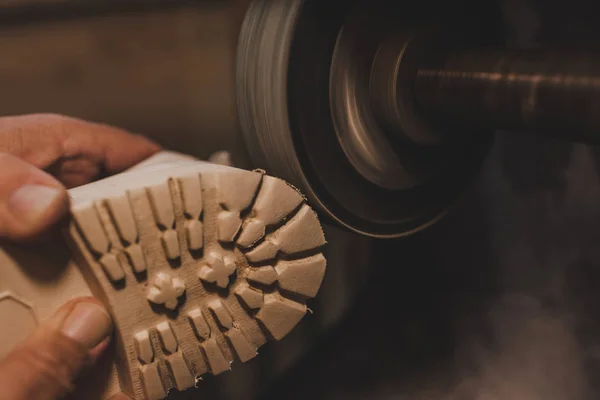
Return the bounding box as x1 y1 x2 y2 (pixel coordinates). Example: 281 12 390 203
86 337 112 366
0 113 161 187
108 394 133 400
0 153 69 241
0 297 113 400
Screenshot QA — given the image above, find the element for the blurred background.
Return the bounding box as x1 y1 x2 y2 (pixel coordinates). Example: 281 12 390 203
0 0 251 163
4 1 600 400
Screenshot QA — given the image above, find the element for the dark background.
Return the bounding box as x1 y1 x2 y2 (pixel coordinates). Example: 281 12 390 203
3 1 600 399
265 1 600 399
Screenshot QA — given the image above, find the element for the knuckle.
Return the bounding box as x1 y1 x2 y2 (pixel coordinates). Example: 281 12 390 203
30 112 70 122
0 154 30 239
0 153 35 183
0 152 21 166
21 113 79 132
0 162 68 241
15 331 86 392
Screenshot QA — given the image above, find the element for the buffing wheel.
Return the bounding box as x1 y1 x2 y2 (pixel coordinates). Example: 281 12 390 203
236 0 496 238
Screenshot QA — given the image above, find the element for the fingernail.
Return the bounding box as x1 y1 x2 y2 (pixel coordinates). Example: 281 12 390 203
60 302 113 349
8 184 64 223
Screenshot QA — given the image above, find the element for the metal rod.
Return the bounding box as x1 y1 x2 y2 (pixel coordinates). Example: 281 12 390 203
413 49 600 144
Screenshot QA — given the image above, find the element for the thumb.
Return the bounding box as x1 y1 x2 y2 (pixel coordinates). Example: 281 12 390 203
0 153 69 241
0 298 113 400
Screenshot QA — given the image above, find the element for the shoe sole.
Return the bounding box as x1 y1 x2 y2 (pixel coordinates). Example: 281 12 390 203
66 157 327 399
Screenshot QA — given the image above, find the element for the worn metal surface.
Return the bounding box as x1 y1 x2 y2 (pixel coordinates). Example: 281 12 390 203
415 49 600 144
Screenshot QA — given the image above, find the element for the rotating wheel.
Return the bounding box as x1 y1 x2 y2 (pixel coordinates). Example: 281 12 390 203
236 0 504 238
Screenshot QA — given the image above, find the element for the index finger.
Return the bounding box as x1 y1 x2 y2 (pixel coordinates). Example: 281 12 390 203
0 113 161 179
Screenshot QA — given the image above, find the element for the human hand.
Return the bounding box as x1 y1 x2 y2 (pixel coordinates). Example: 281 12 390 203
0 114 160 400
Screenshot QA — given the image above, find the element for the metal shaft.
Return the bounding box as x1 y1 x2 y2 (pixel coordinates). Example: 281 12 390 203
413 49 600 144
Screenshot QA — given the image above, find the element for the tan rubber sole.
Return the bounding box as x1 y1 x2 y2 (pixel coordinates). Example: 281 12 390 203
1 152 327 400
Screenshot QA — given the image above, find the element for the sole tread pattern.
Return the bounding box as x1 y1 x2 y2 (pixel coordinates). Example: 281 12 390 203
67 161 326 400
